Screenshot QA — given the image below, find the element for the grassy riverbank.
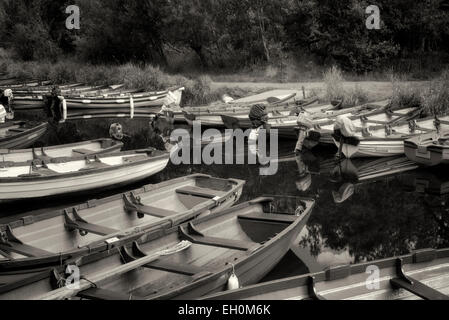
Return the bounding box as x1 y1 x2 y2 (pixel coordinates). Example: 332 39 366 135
2 54 449 115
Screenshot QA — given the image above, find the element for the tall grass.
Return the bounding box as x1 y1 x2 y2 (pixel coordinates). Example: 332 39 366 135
420 70 449 116
322 66 368 107
0 56 232 106
389 74 422 109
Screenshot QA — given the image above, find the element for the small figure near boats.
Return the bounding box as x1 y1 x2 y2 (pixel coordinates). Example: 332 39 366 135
43 86 64 123
0 88 14 120
295 113 314 154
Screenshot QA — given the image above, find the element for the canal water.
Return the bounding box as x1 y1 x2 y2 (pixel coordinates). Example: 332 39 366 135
2 116 449 282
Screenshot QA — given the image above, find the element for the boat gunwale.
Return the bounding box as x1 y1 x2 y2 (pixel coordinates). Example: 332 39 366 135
0 138 123 158
0 148 169 182
0 122 48 144
202 247 449 300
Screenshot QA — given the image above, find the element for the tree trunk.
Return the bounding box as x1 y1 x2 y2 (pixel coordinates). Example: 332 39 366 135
256 7 270 62
191 45 209 68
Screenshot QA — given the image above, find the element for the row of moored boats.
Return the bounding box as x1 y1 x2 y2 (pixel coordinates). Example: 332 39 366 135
1 77 449 300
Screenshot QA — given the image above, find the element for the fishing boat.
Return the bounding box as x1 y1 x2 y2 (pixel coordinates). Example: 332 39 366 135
221 100 395 139
0 122 48 149
0 174 245 273
10 83 86 96
203 248 449 300
0 138 123 163
404 130 449 166
0 148 169 200
334 115 449 158
12 87 184 117
0 195 313 300
0 80 52 89
177 93 309 127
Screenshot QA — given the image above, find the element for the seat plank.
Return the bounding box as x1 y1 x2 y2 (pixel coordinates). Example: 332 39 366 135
175 185 225 199
123 194 178 218
390 278 449 300
238 212 297 224
72 148 96 155
78 288 144 300
0 242 53 257
179 224 256 251
146 260 208 276
64 209 118 236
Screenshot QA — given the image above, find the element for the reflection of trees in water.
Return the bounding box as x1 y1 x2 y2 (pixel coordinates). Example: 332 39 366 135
301 176 449 263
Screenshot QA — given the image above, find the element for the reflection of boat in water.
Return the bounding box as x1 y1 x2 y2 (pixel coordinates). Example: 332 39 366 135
400 167 449 195
331 157 419 183
308 156 420 203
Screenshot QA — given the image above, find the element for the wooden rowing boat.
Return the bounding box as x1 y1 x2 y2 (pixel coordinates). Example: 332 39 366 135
0 148 169 200
0 195 313 300
177 94 310 127
0 122 48 149
334 115 449 158
306 102 419 147
222 100 394 139
202 248 449 300
0 138 123 163
12 87 184 117
0 174 245 273
404 130 449 166
0 80 52 89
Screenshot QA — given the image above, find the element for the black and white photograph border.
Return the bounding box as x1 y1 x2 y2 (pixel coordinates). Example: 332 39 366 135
0 0 449 304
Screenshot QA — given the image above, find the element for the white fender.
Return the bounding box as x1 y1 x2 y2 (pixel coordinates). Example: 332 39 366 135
130 95 135 119
61 96 67 123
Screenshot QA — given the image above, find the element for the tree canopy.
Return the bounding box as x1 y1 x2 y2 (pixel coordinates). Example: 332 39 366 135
0 0 448 72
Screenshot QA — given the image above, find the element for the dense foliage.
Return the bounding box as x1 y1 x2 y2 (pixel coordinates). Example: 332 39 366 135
0 0 448 73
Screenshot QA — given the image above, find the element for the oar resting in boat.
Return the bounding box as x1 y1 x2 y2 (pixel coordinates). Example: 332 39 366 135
0 195 314 300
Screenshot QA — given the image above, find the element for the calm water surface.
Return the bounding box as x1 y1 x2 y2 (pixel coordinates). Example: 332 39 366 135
2 117 449 282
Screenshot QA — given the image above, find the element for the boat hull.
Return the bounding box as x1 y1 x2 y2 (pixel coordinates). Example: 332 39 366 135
0 150 170 200
404 132 449 166
0 123 48 149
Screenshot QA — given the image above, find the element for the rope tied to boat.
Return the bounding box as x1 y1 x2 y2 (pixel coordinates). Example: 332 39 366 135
80 275 98 288
159 240 192 256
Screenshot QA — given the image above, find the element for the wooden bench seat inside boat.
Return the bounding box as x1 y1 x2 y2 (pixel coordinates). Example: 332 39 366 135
179 223 256 251
123 155 149 164
146 259 208 276
120 242 214 278
7 128 27 133
19 166 58 177
0 226 53 257
78 288 145 300
79 161 110 171
237 212 297 224
64 209 118 236
122 193 178 218
72 148 96 155
175 185 226 199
